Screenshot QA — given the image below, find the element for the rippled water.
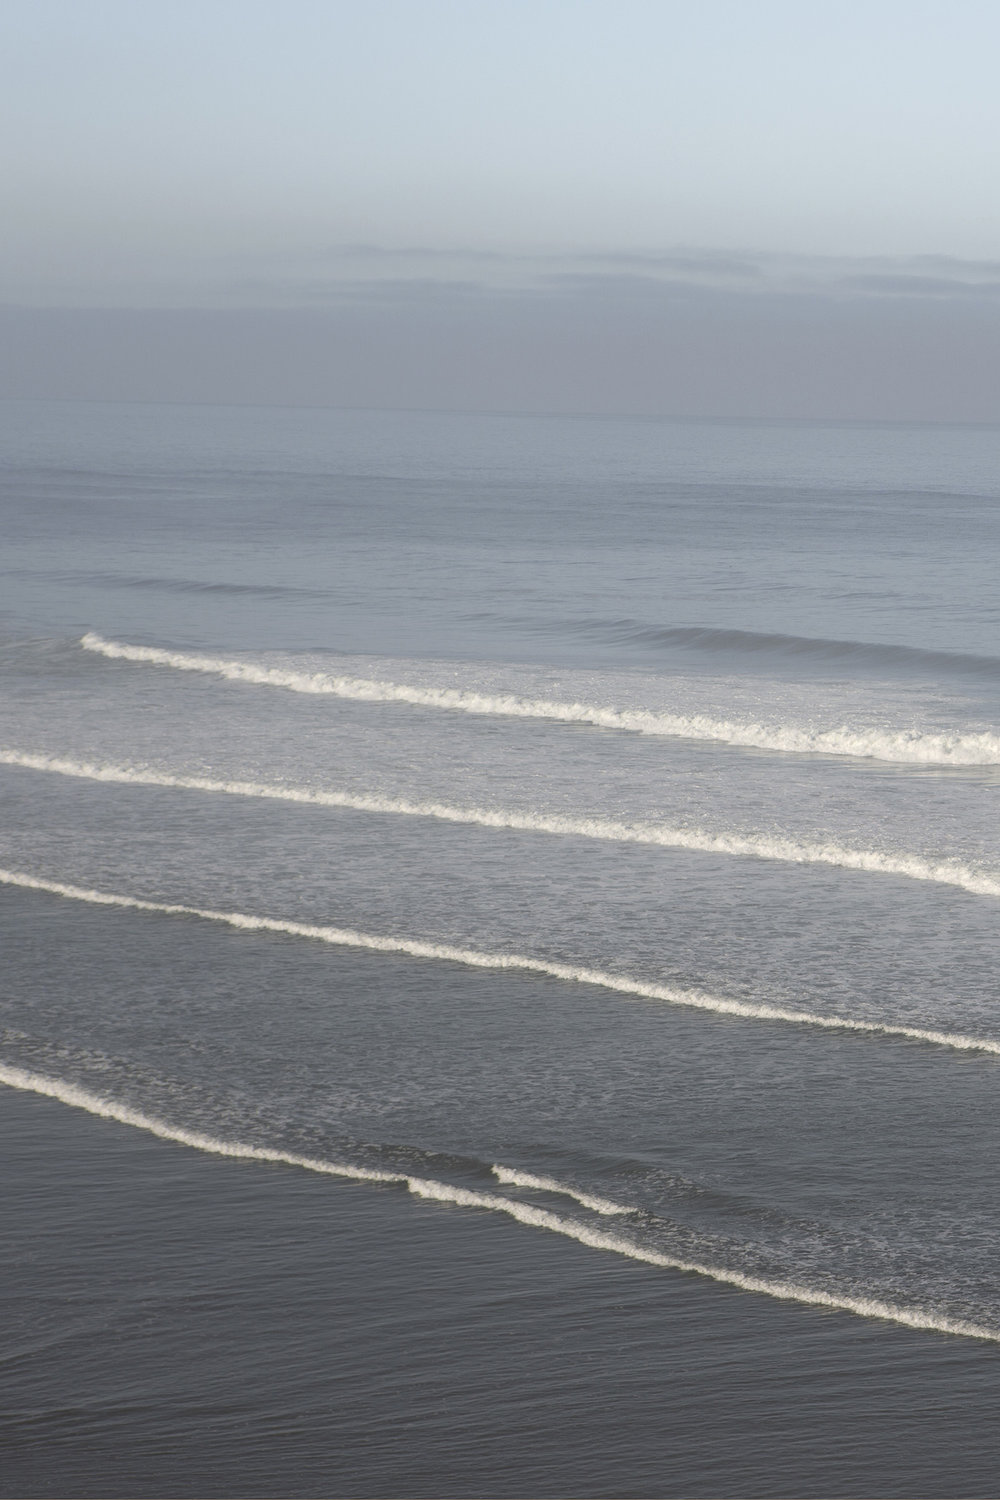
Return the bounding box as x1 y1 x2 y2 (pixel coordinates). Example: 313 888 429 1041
3 400 1000 1495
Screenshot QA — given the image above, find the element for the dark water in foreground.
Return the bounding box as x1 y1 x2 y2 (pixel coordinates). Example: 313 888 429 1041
3 400 1000 1494
7 1086 1000 1499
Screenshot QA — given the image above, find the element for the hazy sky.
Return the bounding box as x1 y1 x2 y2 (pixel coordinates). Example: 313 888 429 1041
4 0 1000 417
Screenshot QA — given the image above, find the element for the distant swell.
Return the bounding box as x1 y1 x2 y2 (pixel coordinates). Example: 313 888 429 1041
80 634 1000 766
2 568 331 602
549 618 1000 677
3 868 999 1057
1 1061 993 1343
5 749 1000 899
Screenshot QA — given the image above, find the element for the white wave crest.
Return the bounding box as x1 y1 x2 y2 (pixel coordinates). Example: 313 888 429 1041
1 1060 994 1343
80 633 1000 766
3 866 999 1058
490 1164 629 1215
6 749 999 899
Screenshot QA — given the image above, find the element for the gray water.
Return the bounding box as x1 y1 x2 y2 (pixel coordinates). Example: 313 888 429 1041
3 399 1000 1496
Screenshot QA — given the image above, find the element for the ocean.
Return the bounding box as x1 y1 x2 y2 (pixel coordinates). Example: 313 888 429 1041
2 398 1000 1497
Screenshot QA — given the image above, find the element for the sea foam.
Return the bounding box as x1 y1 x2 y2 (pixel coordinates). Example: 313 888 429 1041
80 633 1000 766
2 867 999 1057
490 1164 629 1215
1 1060 994 1343
3 748 998 898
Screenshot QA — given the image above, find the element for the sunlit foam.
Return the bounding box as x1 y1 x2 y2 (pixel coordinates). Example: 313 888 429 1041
1 1060 994 1344
80 634 1000 766
2 866 999 1057
5 748 999 899
490 1164 628 1215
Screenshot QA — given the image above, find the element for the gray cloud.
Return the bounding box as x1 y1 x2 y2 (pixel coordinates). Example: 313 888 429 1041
209 246 1000 309
912 254 1000 276
4 268 1000 424
840 273 1000 297
14 242 1000 312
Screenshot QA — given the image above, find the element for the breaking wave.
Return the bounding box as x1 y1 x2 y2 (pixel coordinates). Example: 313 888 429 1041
489 1165 628 1215
5 748 1000 898
1 1060 993 1343
80 634 1000 766
3 867 999 1057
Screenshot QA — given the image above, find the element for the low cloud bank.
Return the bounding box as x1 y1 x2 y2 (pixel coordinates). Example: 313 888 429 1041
3 252 999 421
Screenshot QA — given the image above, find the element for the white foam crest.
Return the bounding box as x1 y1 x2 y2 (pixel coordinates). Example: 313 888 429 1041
490 1164 628 1215
3 866 1000 1058
2 1060 994 1343
0 1061 401 1184
6 749 1000 900
404 1177 997 1342
80 633 1000 767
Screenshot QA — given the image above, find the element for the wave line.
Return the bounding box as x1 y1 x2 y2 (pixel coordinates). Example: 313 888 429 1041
5 749 998 898
80 633 1000 766
490 1164 628 1215
2 867 999 1057
1 1061 993 1343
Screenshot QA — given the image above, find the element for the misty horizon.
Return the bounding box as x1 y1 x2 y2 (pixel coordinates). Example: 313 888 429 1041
4 1 1000 421
4 246 1000 422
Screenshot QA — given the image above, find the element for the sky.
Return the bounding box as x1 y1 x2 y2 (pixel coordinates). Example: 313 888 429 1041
3 0 1000 419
